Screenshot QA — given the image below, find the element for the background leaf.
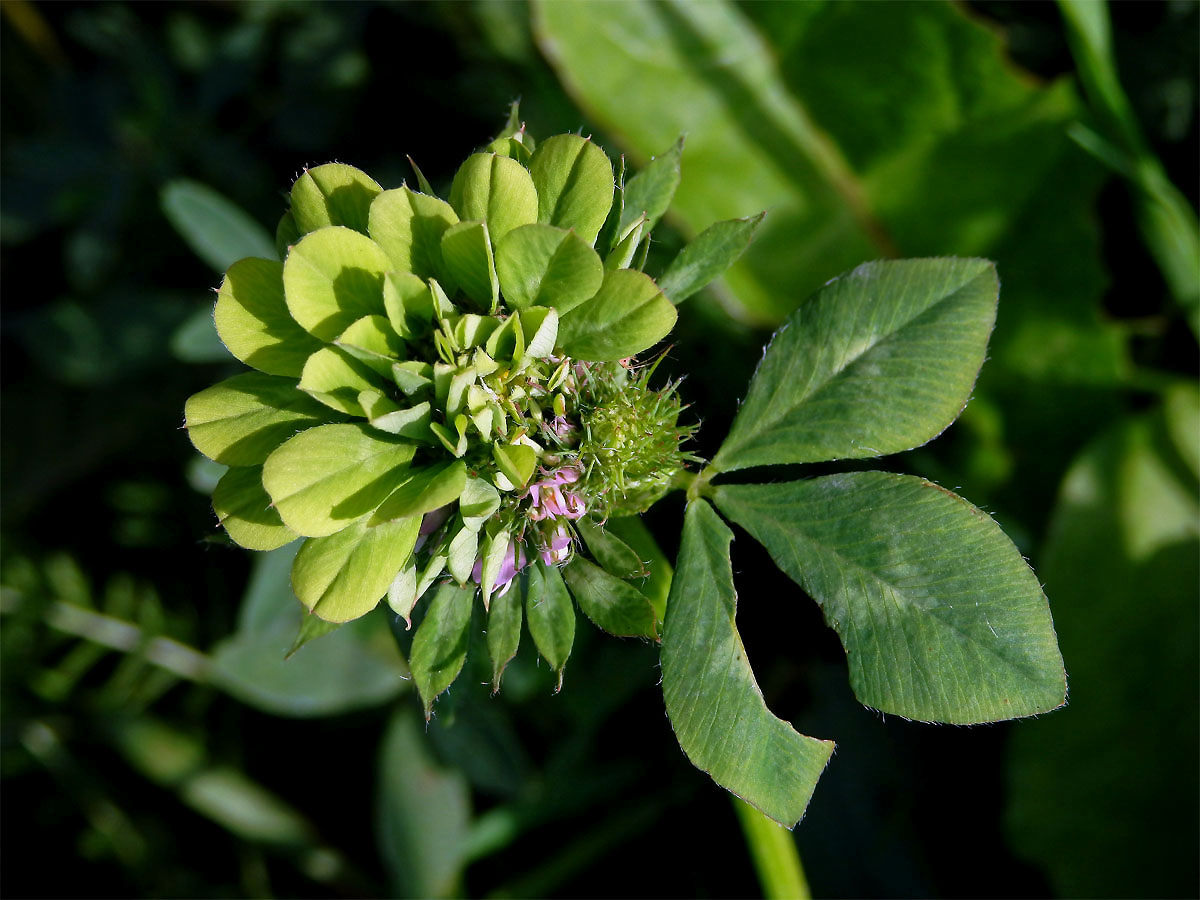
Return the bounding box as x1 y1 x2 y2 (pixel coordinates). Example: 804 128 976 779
161 179 276 272
533 0 882 323
662 500 834 827
209 544 409 717
1005 385 1198 897
376 708 471 899
535 0 1131 531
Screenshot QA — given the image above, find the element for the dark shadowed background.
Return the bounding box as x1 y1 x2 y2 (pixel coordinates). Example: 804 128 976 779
2 2 1196 897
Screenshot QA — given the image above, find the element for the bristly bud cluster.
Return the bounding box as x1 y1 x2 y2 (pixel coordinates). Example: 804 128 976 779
184 109 725 715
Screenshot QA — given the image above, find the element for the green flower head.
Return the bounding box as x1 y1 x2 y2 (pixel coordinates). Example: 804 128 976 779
185 114 701 711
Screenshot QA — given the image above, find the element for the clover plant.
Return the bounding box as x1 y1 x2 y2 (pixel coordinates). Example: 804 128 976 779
185 111 1066 828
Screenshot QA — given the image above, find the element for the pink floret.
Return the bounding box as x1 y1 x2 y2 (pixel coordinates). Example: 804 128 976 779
540 524 574 566
527 468 586 522
472 540 529 598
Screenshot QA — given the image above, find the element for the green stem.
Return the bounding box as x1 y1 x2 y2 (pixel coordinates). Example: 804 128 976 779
0 589 211 681
677 464 717 503
733 796 811 900
1057 0 1200 336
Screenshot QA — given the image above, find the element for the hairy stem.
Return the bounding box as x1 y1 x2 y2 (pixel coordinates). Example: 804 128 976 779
733 796 811 900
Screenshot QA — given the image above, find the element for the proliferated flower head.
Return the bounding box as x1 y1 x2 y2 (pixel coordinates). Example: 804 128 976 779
185 112 702 714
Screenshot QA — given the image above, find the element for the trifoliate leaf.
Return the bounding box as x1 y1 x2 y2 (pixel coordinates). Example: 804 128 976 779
529 134 615 246
595 152 626 257
291 515 420 622
487 580 522 691
657 213 765 305
212 465 297 551
387 555 420 626
524 561 575 690
297 345 392 416
661 500 834 828
430 420 469 458
214 257 322 377
714 474 1067 723
410 583 476 718
492 443 537 489
487 135 533 166
479 528 513 611
576 517 646 579
484 312 524 364
369 187 460 286
494 223 604 312
282 226 391 341
439 368 474 420
518 306 559 361
460 476 501 532
712 258 998 472
447 524 478 584
286 612 343 659
452 315 501 353
416 555 447 605
369 401 435 442
185 372 331 466
606 515 672 626
619 136 683 236
335 315 407 377
558 268 677 361
391 360 435 397
371 461 467 524
448 153 539 245
407 155 436 196
383 272 436 341
440 220 499 309
563 556 657 639
275 210 300 260
290 163 383 236
358 390 400 421
605 213 645 271
262 423 417 538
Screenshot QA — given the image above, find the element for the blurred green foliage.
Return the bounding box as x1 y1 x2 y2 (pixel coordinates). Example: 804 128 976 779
2 1 1195 897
